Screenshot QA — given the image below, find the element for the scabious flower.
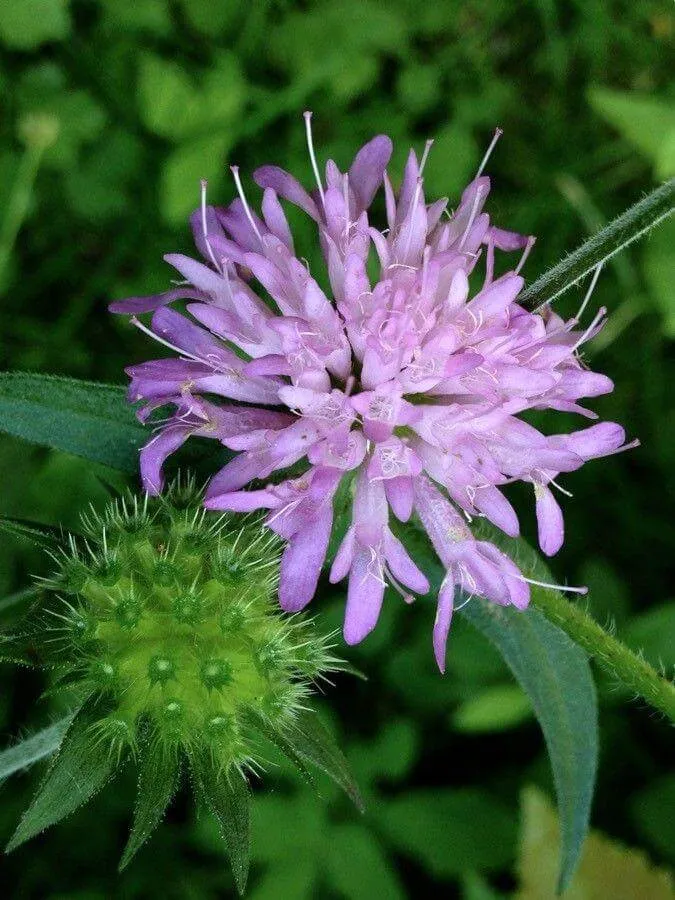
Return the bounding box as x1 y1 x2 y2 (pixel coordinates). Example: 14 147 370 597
111 115 636 672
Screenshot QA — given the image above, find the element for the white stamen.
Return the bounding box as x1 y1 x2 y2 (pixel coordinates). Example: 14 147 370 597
476 127 503 178
576 263 604 322
549 478 574 498
200 180 222 272
402 176 424 260
484 236 495 287
303 111 325 208
230 166 263 243
520 575 588 595
571 306 607 353
515 236 536 274
130 316 204 364
458 185 485 250
454 594 473 611
342 173 351 240
419 139 434 175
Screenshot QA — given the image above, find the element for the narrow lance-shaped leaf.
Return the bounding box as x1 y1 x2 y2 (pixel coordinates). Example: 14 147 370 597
282 710 365 812
0 515 65 549
6 704 122 852
519 178 674 310
119 740 181 871
407 523 598 894
0 586 42 619
192 755 251 896
0 372 146 472
0 714 75 783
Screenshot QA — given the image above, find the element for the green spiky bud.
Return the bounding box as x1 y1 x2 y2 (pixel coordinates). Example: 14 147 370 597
4 481 361 894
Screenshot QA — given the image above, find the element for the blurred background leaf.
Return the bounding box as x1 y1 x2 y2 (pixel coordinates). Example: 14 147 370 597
0 0 673 896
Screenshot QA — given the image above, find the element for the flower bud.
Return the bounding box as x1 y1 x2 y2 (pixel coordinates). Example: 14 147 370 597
6 481 360 892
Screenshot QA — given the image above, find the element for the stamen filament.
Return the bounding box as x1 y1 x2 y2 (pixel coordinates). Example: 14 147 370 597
303 111 325 208
476 127 503 178
230 166 263 243
200 180 222 272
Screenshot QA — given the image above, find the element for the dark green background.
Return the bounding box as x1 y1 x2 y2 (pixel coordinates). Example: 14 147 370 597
0 1 673 897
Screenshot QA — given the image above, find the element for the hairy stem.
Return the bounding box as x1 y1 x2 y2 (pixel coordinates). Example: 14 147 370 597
533 589 675 723
519 178 675 311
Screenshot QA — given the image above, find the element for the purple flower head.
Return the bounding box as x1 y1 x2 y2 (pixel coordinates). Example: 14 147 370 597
111 114 637 671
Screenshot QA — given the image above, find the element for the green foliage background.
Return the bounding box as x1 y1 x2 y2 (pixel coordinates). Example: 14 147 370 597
0 0 673 896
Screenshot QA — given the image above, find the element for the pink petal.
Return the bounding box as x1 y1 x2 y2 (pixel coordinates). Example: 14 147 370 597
433 577 455 674
279 506 333 612
348 135 393 211
343 549 385 645
534 483 564 556
139 426 191 495
383 529 429 594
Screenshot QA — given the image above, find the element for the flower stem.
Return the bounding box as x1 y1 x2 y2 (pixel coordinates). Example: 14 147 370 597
532 589 675 723
519 178 675 311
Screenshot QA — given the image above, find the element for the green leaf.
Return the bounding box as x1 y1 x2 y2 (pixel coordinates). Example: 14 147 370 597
251 794 325 865
0 623 43 666
0 0 70 50
622 603 675 670
326 824 405 900
100 0 171 37
0 515 63 549
452 684 533 734
0 373 146 472
643 217 675 338
192 756 251 896
119 742 180 870
657 128 675 179
6 706 120 852
460 605 596 892
0 586 41 619
377 788 517 877
138 52 245 142
160 134 232 225
517 786 675 899
248 712 316 790
518 179 675 310
408 523 598 892
630 774 675 864
282 710 364 812
588 87 675 168
0 714 74 782
248 862 317 900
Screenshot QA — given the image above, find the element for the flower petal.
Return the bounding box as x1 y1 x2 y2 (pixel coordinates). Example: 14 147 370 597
279 506 333 613
343 548 385 645
433 577 455 674
534 483 564 556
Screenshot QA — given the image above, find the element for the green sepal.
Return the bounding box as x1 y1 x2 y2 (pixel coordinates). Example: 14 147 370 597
280 710 364 812
0 515 64 549
0 714 76 784
0 586 42 622
0 622 46 667
119 738 181 871
191 754 251 896
247 710 317 789
6 701 123 852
